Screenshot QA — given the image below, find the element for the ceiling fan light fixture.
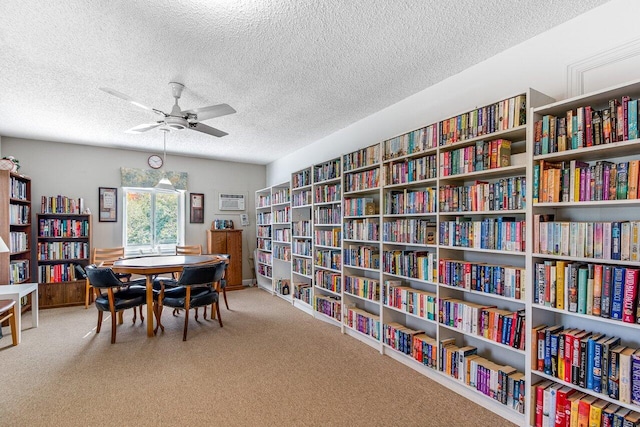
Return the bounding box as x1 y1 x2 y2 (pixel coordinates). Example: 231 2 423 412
164 115 187 130
155 176 176 192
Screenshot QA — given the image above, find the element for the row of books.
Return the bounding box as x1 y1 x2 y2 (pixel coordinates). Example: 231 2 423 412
382 250 436 283
9 176 28 200
439 299 526 349
343 245 380 270
383 123 439 160
345 306 380 339
439 217 526 252
256 194 270 208
314 183 341 204
291 189 311 207
271 187 290 205
292 240 311 256
439 176 526 213
534 325 640 405
534 262 640 322
343 144 380 172
382 219 436 245
38 218 89 238
534 217 640 261
272 245 290 261
344 168 380 193
292 220 311 237
314 269 341 293
273 206 290 223
344 275 379 301
291 169 311 189
343 197 377 217
314 294 341 321
293 258 312 276
293 283 312 304
383 153 437 184
40 195 84 214
9 259 29 284
534 159 639 203
8 231 28 253
274 278 290 296
256 251 272 265
439 340 525 413
314 249 341 271
256 211 272 225
384 188 437 215
439 139 512 177
257 264 271 278
343 218 379 241
9 204 29 225
256 238 271 251
37 262 79 283
257 225 271 238
273 228 290 242
533 95 640 155
533 380 640 427
382 281 436 320
36 241 89 261
313 206 341 225
439 258 524 300
439 94 527 147
313 158 341 183
314 228 341 247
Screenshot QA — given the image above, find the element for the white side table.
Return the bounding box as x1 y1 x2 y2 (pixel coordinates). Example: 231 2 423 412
0 283 38 343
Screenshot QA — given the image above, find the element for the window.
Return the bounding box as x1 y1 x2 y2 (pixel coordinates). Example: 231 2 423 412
122 187 185 256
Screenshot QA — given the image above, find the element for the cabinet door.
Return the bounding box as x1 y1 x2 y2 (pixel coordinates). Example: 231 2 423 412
39 283 65 307
226 231 243 287
207 231 228 254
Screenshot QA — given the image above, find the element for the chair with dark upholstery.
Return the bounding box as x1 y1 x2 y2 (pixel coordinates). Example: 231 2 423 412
0 299 18 346
84 265 147 343
154 262 224 341
85 247 131 308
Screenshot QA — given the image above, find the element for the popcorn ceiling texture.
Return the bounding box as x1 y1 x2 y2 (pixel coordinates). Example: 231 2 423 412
0 0 608 164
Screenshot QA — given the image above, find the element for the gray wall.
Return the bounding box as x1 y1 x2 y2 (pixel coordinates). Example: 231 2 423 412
2 137 266 282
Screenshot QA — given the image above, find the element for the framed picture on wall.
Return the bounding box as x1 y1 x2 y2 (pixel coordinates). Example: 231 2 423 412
99 187 117 222
190 193 204 223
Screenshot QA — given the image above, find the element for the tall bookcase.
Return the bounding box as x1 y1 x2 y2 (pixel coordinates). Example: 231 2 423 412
312 158 342 324
255 187 273 291
271 182 292 300
36 212 92 308
0 170 33 289
290 167 313 314
528 80 640 426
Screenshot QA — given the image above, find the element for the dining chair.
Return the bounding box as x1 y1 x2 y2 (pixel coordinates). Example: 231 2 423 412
85 247 128 308
84 265 147 344
154 262 224 341
0 299 18 346
175 245 202 256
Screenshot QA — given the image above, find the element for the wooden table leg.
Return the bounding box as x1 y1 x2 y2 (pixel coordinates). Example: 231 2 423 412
146 275 154 337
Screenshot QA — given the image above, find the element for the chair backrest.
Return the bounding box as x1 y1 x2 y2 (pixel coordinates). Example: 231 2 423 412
176 245 202 256
92 247 125 267
84 265 124 288
177 262 225 287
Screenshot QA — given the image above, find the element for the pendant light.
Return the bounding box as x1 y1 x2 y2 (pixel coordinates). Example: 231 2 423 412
155 127 176 192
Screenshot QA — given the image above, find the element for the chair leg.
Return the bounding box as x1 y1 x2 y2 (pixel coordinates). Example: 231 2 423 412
216 301 223 327
110 310 117 344
9 306 17 346
195 307 199 321
223 288 229 310
132 307 137 324
85 280 91 309
96 311 103 333
139 306 144 323
118 311 124 325
154 303 164 333
183 307 189 341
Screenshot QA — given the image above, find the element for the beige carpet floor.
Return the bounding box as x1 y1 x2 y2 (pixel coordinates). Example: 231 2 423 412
0 287 516 426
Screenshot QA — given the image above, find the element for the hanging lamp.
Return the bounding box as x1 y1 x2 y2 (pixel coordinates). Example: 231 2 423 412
155 128 176 192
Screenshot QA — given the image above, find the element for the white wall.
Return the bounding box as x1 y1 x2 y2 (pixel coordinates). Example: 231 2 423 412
2 137 266 281
266 0 640 184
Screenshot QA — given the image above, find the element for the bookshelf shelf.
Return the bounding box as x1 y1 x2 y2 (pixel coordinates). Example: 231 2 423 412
439 209 525 216
439 246 525 256
438 282 526 304
439 164 526 182
439 323 526 355
532 253 640 267
344 290 378 304
534 199 640 208
439 124 528 151
316 287 340 298
532 303 640 331
383 177 438 189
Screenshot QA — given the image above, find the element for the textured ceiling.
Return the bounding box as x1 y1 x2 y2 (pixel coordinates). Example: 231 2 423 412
0 0 609 164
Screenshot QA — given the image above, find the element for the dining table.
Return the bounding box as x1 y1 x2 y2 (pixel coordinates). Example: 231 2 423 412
112 254 224 337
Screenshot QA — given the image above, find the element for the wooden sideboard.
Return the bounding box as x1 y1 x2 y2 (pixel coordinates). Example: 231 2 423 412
206 229 243 290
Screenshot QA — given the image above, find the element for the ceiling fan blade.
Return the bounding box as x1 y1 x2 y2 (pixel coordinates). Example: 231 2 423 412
125 122 163 134
183 103 236 121
189 122 228 137
99 87 166 116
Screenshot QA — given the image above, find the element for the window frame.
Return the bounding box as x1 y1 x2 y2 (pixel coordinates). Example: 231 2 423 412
122 187 186 257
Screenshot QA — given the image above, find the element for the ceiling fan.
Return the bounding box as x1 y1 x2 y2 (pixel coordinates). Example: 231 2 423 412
100 82 235 137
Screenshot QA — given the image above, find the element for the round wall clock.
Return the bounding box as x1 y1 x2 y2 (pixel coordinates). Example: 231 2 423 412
148 154 163 169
